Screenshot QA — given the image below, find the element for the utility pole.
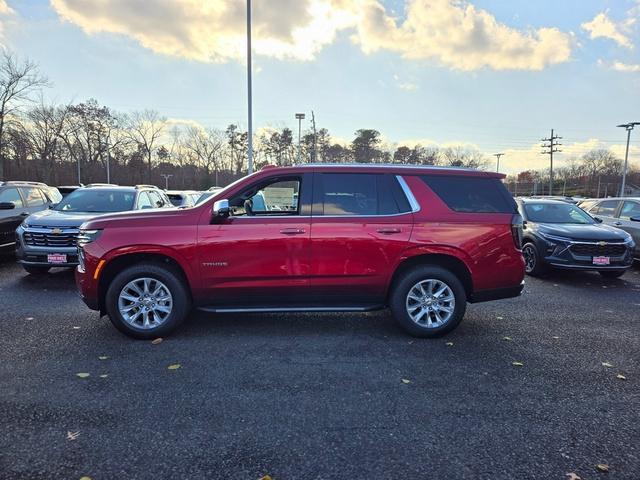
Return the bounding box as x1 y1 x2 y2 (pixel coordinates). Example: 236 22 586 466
493 153 504 173
541 129 562 196
246 0 253 174
311 110 318 163
161 174 173 190
295 113 305 163
617 122 639 197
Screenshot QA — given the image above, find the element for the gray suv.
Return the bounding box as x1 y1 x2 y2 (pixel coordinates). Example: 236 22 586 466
581 197 640 260
16 185 172 274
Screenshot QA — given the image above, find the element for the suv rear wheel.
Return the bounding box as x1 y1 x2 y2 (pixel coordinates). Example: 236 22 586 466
390 266 467 337
105 263 191 339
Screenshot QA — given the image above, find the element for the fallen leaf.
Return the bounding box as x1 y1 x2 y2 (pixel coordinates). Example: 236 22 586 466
76 373 90 378
151 337 163 345
512 361 524 367
616 374 626 380
596 464 609 472
445 342 454 347
67 430 80 441
502 336 513 341
98 356 109 360
601 286 608 289
496 316 504 320
408 340 414 345
566 473 581 480
601 362 614 368
25 317 34 320
167 364 181 370
552 336 560 339
99 374 109 378
401 378 411 384
553 284 559 287
79 477 93 480
258 476 272 480
72 326 80 330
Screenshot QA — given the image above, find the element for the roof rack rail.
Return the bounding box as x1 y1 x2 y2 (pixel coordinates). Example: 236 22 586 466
3 180 48 186
135 184 158 189
84 183 118 188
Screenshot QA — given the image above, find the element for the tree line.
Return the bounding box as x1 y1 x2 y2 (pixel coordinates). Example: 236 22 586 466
0 52 636 195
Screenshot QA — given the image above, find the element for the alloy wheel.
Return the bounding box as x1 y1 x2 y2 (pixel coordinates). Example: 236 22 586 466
118 277 173 329
522 244 536 273
405 278 455 328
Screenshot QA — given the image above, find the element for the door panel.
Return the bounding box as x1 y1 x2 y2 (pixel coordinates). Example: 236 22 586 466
618 201 640 256
308 173 413 304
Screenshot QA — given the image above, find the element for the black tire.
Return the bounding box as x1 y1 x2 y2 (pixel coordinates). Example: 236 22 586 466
522 242 546 276
599 270 626 279
23 265 50 275
389 266 467 338
105 263 191 339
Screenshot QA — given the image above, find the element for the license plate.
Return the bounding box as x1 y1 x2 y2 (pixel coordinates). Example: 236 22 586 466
593 256 610 265
47 253 67 264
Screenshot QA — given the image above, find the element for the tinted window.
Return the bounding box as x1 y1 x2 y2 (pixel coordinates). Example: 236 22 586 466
55 189 135 212
168 194 184 207
420 176 516 213
594 200 619 217
523 203 594 224
137 192 153 209
0 187 24 207
20 187 45 207
620 201 640 220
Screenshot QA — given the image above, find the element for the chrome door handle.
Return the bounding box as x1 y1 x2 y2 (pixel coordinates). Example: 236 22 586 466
377 228 401 234
280 228 306 235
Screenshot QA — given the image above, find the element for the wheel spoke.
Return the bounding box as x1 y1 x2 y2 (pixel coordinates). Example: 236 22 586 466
405 278 455 329
119 277 173 329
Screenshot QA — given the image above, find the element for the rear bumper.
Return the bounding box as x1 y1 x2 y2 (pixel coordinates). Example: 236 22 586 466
468 281 524 303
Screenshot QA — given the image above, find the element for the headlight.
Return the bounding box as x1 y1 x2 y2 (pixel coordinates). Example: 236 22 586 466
77 229 102 247
539 232 572 243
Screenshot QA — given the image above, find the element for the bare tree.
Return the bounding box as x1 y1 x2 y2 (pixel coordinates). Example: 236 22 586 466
0 52 49 178
125 110 167 183
183 126 224 185
24 100 68 184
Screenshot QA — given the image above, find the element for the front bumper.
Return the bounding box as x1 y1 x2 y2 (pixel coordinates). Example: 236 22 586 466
540 238 634 271
15 226 79 267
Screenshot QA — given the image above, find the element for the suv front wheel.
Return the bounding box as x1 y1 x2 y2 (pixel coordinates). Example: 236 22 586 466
390 266 467 337
105 263 191 339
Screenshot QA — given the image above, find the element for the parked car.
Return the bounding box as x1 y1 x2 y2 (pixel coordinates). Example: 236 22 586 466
516 198 635 277
75 164 525 339
57 185 83 198
0 181 58 254
528 195 578 204
579 197 640 260
166 190 201 207
16 185 173 274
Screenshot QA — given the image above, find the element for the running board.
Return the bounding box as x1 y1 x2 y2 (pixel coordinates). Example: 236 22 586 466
198 305 384 314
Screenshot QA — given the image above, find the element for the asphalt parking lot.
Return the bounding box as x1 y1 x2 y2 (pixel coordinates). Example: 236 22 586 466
0 258 638 480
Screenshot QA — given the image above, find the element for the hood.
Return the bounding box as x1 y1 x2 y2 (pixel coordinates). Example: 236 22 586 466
537 222 631 242
24 209 109 228
82 207 189 230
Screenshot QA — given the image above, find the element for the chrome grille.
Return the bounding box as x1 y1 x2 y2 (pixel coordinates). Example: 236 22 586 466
23 228 79 247
570 243 627 257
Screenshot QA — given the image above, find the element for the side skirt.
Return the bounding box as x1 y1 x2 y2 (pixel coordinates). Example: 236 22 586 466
198 305 385 314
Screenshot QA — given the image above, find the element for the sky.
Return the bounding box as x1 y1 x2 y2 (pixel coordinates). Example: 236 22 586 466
1 0 639 173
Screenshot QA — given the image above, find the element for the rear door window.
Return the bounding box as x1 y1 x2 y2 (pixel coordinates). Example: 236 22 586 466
0 187 24 208
315 173 410 216
137 192 153 209
420 176 516 213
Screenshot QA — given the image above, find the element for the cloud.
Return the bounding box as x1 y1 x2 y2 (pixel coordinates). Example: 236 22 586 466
50 0 573 71
581 12 633 49
393 74 418 91
354 0 572 71
0 1 13 15
611 61 640 72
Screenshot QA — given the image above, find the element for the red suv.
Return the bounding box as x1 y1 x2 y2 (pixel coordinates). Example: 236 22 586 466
75 165 525 339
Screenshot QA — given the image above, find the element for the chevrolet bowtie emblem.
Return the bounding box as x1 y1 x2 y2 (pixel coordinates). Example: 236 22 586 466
51 228 62 235
598 241 607 246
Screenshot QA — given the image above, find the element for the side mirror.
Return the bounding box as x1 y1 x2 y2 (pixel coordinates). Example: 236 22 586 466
630 217 640 222
213 199 230 217
594 217 603 223
0 202 16 210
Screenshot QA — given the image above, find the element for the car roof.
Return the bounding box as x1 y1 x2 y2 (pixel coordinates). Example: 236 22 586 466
517 197 575 205
589 197 640 202
257 164 504 178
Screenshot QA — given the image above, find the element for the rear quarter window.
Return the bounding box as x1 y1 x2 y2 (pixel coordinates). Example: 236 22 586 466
420 175 516 213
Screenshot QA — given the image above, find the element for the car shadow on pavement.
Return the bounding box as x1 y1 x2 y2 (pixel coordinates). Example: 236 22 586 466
533 265 640 289
16 267 77 291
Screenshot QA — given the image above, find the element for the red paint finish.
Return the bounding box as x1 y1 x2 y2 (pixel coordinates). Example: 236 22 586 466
75 165 525 312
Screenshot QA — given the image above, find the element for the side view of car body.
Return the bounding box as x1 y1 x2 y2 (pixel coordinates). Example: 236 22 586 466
579 197 640 260
517 198 635 278
75 164 526 339
0 181 59 254
16 185 173 274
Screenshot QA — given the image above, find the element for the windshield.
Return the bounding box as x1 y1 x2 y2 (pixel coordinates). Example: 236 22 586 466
524 203 595 224
55 189 135 213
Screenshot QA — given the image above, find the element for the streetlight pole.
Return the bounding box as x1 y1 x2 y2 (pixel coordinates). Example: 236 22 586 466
161 174 173 190
493 153 504 173
617 122 639 197
246 0 253 174
295 113 305 163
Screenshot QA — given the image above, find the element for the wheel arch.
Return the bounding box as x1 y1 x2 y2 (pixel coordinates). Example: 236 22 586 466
388 252 474 300
98 250 193 313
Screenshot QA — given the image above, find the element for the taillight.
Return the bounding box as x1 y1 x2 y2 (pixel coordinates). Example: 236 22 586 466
511 214 523 249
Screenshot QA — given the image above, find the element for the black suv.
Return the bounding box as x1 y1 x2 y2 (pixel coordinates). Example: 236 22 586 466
16 184 172 273
0 181 60 254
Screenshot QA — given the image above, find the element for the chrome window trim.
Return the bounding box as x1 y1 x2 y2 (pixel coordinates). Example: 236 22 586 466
395 175 420 213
